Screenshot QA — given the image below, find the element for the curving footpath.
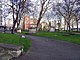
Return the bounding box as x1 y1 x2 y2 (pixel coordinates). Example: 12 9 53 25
14 35 80 60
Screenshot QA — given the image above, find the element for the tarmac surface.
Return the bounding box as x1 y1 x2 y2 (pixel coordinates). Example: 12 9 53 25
13 35 80 60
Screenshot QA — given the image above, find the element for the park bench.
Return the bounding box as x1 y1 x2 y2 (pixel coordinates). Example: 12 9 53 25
0 43 23 60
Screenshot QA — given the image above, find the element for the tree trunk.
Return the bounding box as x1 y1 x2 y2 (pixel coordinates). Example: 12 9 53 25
72 20 74 31
69 24 71 32
76 20 78 32
66 23 68 32
11 4 15 34
67 21 71 32
36 24 40 32
63 19 66 31
4 26 6 33
11 20 17 34
37 16 42 31
16 12 19 29
17 20 20 29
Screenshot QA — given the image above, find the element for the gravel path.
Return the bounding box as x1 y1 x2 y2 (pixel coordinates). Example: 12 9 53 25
14 35 80 60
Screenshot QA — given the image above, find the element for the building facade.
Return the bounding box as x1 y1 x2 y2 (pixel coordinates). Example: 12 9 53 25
23 16 37 30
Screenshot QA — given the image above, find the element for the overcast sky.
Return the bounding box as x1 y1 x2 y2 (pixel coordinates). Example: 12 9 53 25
31 0 37 2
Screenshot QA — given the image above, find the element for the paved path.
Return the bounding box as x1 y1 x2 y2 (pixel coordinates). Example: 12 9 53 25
14 35 80 60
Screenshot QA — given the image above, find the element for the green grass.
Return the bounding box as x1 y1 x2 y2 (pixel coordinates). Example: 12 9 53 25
35 31 80 44
0 33 32 52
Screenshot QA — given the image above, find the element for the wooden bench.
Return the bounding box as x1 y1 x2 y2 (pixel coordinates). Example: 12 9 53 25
0 43 23 59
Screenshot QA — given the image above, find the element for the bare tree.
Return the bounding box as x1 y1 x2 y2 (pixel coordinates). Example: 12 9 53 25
37 0 53 29
73 1 80 32
8 0 32 33
8 0 26 33
55 0 77 32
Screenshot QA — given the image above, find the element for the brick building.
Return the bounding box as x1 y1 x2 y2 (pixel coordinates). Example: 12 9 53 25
23 16 37 30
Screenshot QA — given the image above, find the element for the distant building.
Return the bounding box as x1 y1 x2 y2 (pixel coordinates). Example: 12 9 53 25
41 22 49 31
6 19 13 28
23 16 30 30
23 16 37 30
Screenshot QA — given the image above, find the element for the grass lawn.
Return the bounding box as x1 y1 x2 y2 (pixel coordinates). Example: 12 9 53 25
0 33 32 52
35 31 80 44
